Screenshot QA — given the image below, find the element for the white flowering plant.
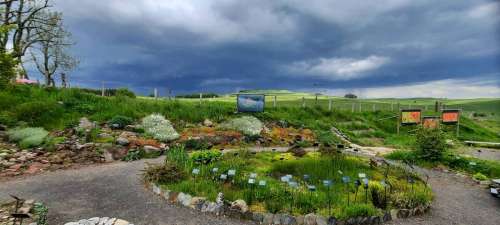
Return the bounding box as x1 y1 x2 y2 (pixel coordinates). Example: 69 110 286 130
220 116 263 136
141 114 179 142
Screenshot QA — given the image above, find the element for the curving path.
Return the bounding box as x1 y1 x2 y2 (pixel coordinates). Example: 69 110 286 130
0 157 253 225
1 156 499 225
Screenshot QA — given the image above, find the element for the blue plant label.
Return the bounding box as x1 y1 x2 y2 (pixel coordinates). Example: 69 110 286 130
342 176 351 183
288 181 298 188
192 168 200 175
307 185 317 192
220 174 228 180
323 180 332 187
212 168 219 173
281 176 290 182
358 173 366 178
228 169 236 176
362 178 369 185
259 180 267 186
248 178 255 184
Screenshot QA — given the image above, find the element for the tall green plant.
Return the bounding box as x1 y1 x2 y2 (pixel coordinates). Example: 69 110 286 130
415 128 447 161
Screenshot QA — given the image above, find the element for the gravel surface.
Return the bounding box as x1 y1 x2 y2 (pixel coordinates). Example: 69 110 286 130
388 167 500 225
0 157 253 225
1 157 499 225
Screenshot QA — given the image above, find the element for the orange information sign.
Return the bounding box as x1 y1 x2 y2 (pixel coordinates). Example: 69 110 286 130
401 110 421 125
442 110 459 124
423 117 440 129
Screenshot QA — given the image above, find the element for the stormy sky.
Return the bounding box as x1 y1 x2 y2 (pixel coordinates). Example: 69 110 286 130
41 0 500 98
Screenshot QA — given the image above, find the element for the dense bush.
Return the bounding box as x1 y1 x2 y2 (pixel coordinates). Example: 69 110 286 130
190 150 222 164
414 128 447 161
141 114 179 142
143 162 186 184
7 127 49 149
15 101 64 126
220 116 263 136
109 115 133 129
115 88 136 98
392 186 432 209
0 49 17 88
338 204 378 220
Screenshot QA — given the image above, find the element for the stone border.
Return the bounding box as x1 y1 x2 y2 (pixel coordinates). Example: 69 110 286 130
147 183 431 225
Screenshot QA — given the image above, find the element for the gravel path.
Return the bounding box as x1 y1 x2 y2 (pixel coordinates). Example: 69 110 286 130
1 156 499 225
388 167 500 225
0 157 253 225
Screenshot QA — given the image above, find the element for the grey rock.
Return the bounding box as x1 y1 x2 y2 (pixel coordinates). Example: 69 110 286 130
77 219 92 225
98 217 110 225
383 212 392 222
203 119 214 127
316 216 327 225
116 137 130 146
262 213 274 225
190 197 207 210
88 217 100 224
281 214 297 225
64 223 79 225
177 192 193 207
370 216 381 225
104 218 116 225
230 199 248 213
272 214 282 225
304 213 317 225
152 184 161 195
327 217 337 225
114 219 129 225
78 117 95 130
252 212 264 223
143 145 160 153
296 215 305 225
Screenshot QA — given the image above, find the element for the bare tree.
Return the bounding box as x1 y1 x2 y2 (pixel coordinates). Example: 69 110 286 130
1 0 52 78
29 11 78 86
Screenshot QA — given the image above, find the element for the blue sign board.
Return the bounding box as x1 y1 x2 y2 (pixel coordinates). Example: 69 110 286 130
237 94 265 113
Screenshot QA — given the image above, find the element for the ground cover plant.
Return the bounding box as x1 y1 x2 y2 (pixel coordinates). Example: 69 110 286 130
147 146 432 219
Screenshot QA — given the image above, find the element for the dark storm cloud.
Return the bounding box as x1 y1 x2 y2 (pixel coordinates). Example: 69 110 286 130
50 0 500 97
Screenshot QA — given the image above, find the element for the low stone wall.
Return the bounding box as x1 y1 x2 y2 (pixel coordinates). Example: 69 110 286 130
147 183 431 225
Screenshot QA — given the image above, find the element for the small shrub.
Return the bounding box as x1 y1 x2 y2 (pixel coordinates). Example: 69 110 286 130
43 136 66 152
191 150 222 164
415 128 447 161
143 161 186 184
115 88 136 98
14 101 63 127
220 116 263 136
141 114 179 142
392 186 432 209
123 149 143 161
473 172 488 181
183 139 211 150
338 204 378 220
7 127 49 149
109 115 133 129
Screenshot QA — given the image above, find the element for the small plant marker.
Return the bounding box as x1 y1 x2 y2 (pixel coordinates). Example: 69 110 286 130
362 178 369 204
250 173 257 179
354 179 361 203
342 176 351 206
259 180 267 187
323 180 333 216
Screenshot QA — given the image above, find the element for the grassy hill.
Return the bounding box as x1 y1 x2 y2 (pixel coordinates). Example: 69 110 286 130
1 86 499 148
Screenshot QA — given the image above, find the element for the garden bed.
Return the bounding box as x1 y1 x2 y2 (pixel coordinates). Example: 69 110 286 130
144 147 433 224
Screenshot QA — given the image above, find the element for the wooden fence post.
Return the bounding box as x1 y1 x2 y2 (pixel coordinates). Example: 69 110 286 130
352 103 355 113
154 88 158 99
302 97 306 108
373 104 376 112
101 81 105 97
328 98 332 111
273 96 277 108
199 93 203 106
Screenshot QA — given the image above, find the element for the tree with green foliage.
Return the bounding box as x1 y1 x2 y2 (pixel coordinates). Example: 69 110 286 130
0 25 17 87
415 128 447 161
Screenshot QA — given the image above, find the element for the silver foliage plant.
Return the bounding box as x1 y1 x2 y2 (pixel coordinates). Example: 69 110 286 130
141 113 179 142
220 116 263 136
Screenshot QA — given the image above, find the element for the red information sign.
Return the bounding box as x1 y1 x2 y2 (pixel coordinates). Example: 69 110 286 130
401 110 422 125
442 110 459 124
423 117 440 129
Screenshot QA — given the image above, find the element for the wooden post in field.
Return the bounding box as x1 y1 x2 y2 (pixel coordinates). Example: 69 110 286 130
315 94 318 105
397 112 401 135
359 103 362 112
199 93 203 106
391 103 394 111
424 105 428 111
352 103 355 113
154 88 158 99
373 104 376 112
328 98 332 111
302 97 306 108
273 96 277 108
101 81 105 97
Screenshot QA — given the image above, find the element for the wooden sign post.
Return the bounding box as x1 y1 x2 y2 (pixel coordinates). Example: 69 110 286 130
442 109 460 137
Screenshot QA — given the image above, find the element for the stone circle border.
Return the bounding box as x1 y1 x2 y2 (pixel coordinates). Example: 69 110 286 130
147 182 431 225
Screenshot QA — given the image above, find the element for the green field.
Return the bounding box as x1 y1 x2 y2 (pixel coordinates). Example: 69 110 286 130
1 86 499 147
